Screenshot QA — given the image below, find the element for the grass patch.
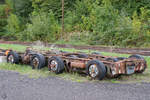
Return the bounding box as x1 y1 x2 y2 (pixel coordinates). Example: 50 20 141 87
0 43 150 83
0 44 26 52
0 63 88 82
0 63 50 78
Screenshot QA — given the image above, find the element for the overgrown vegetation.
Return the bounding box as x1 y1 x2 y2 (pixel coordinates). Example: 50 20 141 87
0 0 150 47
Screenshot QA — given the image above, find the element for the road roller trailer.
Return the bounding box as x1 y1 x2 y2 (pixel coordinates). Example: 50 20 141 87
1 48 147 80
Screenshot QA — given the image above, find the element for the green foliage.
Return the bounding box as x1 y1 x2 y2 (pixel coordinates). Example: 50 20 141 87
64 0 95 31
15 0 33 17
5 0 33 32
64 11 77 32
5 0 13 9
0 0 150 47
0 4 6 16
6 0 33 17
21 11 61 42
32 0 75 19
2 13 22 40
90 2 120 45
111 0 150 17
0 18 7 33
0 5 7 32
6 13 21 33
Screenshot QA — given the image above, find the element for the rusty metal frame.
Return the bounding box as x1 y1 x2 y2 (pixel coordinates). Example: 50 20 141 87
0 48 147 78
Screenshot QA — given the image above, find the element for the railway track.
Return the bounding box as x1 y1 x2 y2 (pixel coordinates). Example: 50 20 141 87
0 40 150 56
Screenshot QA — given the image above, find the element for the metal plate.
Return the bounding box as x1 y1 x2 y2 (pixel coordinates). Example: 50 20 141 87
0 56 7 63
126 66 135 74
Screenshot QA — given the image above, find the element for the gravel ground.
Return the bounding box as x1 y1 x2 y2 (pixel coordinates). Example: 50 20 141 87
0 70 150 100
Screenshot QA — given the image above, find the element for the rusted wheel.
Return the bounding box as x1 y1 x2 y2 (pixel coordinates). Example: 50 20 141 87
7 51 19 64
129 54 146 73
86 60 106 80
48 56 64 74
30 54 45 69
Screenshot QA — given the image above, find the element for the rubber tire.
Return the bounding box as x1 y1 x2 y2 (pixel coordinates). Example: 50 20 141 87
129 54 146 73
86 60 106 80
77 54 88 58
91 52 102 55
30 53 45 69
129 54 144 59
106 58 119 62
7 51 19 64
117 57 127 60
48 56 65 74
69 55 78 58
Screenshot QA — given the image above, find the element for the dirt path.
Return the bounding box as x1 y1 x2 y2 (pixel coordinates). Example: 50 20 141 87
0 40 150 56
0 70 150 100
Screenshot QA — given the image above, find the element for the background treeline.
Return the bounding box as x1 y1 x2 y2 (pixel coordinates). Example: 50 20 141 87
0 0 150 47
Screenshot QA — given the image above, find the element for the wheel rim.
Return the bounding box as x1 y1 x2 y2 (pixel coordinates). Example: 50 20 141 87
50 60 58 72
8 55 14 63
89 64 99 78
32 57 39 69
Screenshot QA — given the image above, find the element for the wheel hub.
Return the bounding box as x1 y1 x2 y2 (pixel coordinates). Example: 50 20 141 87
89 64 99 78
50 60 58 71
33 57 39 68
8 55 14 63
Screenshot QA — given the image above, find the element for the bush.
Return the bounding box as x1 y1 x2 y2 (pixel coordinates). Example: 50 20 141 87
1 0 150 47
21 11 61 42
89 3 119 45
1 13 21 40
88 1 150 47
0 5 7 32
32 0 75 19
64 0 95 32
6 13 21 33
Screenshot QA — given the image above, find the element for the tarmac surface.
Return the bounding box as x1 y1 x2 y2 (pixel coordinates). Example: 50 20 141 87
0 70 150 100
